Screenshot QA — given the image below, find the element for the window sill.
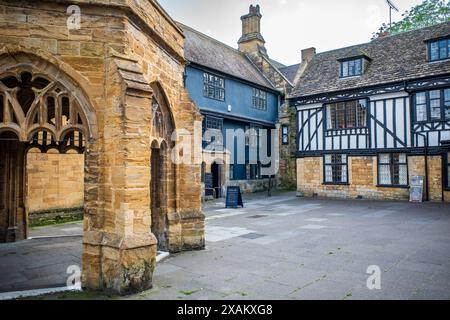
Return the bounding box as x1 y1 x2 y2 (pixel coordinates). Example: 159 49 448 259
376 184 409 189
413 119 450 125
203 95 225 102
339 75 362 80
323 182 350 186
326 127 368 132
428 58 450 64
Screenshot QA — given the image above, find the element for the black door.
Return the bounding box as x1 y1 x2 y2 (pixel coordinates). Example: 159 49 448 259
211 162 221 198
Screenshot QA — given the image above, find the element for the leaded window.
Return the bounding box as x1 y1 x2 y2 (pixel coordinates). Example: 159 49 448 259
252 88 267 111
378 153 408 187
203 72 225 101
340 59 363 78
204 116 223 131
324 154 348 184
414 88 450 122
429 38 450 62
282 125 289 145
326 100 367 130
445 89 450 119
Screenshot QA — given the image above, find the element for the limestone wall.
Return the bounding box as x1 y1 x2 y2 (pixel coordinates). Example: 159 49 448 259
26 151 84 213
297 155 450 201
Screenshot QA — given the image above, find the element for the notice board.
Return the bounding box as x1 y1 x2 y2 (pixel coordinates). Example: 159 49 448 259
410 176 424 203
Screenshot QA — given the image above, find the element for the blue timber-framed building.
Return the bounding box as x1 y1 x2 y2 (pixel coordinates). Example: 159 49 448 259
177 14 282 197
290 22 450 202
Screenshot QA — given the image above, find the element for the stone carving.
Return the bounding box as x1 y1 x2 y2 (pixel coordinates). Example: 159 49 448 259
151 96 164 139
0 71 87 153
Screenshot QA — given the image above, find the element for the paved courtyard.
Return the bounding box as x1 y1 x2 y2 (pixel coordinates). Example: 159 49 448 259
1 192 450 300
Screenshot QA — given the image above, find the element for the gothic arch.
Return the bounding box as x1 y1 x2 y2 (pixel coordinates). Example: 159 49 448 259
0 50 98 148
0 52 98 243
149 81 175 146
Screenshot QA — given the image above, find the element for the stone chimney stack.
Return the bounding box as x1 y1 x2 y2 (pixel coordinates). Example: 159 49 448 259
238 5 266 55
301 47 316 63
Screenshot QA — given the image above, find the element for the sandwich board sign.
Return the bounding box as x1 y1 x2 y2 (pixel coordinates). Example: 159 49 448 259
225 186 244 209
410 176 424 203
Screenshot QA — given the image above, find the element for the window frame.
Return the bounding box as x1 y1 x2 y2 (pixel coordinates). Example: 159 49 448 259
325 99 368 131
203 72 225 101
281 125 289 145
340 58 363 78
377 153 409 188
323 154 349 185
252 88 268 111
413 88 450 123
203 116 223 131
428 38 450 62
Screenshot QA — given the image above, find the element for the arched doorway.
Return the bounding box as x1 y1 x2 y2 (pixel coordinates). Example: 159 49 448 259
151 141 168 252
149 83 176 252
0 68 93 242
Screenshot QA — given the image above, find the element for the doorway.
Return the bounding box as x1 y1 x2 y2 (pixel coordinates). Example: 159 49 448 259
151 144 168 252
211 162 222 198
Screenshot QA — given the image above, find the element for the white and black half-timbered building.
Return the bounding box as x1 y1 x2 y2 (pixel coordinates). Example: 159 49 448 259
290 22 450 201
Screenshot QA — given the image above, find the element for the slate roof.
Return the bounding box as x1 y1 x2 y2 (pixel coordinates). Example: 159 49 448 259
279 63 302 84
268 58 286 69
177 22 276 90
291 22 450 98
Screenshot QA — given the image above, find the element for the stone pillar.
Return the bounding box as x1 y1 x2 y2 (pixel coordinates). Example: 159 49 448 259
82 64 157 294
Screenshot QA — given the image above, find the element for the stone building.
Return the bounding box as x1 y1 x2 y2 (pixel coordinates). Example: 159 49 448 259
0 0 204 294
291 22 450 202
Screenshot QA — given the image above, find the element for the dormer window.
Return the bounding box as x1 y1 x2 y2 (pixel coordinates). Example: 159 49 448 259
340 58 363 78
429 38 450 62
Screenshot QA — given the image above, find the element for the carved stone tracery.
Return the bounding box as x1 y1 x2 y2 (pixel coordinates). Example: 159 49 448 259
0 71 88 153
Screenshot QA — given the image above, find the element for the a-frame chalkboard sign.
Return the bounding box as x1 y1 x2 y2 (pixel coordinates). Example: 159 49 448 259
225 186 244 209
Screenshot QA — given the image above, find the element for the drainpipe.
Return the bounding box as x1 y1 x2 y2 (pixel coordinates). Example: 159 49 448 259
416 132 429 202
405 82 429 202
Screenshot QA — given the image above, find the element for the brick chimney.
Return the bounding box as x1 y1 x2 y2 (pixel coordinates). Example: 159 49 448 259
238 5 266 55
301 47 316 63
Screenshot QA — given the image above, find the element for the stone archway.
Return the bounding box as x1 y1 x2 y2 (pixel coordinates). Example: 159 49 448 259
150 140 168 252
149 82 177 252
0 66 93 242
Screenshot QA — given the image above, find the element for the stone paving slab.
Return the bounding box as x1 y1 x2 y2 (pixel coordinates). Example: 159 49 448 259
1 192 450 300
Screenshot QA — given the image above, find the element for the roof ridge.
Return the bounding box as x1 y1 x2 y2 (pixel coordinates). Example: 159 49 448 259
315 21 450 57
372 20 450 42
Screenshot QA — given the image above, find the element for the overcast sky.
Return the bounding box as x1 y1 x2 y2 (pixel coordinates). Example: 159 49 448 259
159 0 424 66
